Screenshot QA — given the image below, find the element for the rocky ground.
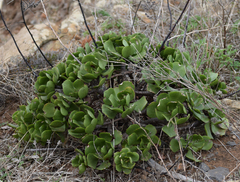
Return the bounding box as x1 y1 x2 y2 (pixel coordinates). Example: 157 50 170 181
1 0 240 181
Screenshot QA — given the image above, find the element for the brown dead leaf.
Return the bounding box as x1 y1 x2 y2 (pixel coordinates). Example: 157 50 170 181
80 36 92 47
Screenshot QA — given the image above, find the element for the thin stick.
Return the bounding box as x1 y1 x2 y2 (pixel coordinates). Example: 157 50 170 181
40 0 82 65
131 1 141 35
0 10 37 77
26 148 74 152
77 0 98 49
157 0 191 57
219 88 240 100
218 1 226 54
224 162 240 180
226 0 237 31
21 0 53 68
166 0 172 46
216 138 239 162
148 159 202 182
183 2 191 47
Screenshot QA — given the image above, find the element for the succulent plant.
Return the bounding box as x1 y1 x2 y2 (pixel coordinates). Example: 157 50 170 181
84 130 122 170
114 148 139 174
125 124 160 161
71 149 87 174
102 81 147 119
96 32 149 64
10 32 230 175
147 91 190 138
170 134 213 162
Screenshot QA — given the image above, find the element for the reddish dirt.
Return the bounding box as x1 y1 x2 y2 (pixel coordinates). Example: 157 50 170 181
202 130 240 172
0 98 19 124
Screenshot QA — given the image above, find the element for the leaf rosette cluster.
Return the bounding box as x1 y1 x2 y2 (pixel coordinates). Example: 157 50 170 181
10 32 230 174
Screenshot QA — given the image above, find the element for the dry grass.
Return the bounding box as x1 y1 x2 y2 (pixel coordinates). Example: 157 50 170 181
0 0 240 181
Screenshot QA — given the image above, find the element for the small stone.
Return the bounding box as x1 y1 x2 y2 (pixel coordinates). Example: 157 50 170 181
113 4 129 16
86 16 95 25
137 11 152 24
206 167 229 182
199 162 210 172
222 99 240 110
176 163 184 171
226 141 237 147
141 174 147 180
232 135 237 140
229 126 238 132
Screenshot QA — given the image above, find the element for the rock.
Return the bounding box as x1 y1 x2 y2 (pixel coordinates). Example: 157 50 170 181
113 4 129 16
232 135 237 140
199 162 210 172
137 11 152 24
226 141 237 147
222 98 240 110
229 125 238 132
96 0 107 8
60 2 84 34
0 23 57 72
86 16 96 25
96 0 119 8
0 0 3 10
206 167 229 182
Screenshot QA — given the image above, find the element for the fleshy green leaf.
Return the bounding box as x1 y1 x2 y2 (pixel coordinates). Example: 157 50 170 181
185 150 201 162
162 123 176 137
114 130 122 145
43 103 55 118
102 104 119 119
134 96 148 113
79 163 86 174
62 80 75 96
147 102 157 118
170 139 180 152
126 124 140 135
87 153 98 169
41 130 52 143
145 124 157 137
78 85 88 99
104 40 120 55
99 132 112 142
49 120 66 132
128 133 139 145
97 161 111 170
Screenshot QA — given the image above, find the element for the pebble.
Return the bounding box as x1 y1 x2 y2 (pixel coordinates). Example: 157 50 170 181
226 141 237 147
206 167 229 182
176 163 184 171
232 135 237 140
141 174 147 180
199 162 210 172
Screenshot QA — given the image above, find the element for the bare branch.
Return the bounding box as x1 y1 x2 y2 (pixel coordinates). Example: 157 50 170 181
21 0 53 68
157 0 191 57
166 0 172 46
183 1 191 47
77 0 98 49
131 1 141 35
40 0 82 64
0 9 37 77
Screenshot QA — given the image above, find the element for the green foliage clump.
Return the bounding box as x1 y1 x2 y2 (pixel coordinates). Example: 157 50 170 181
125 124 160 161
10 32 229 175
114 148 139 174
102 81 147 119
